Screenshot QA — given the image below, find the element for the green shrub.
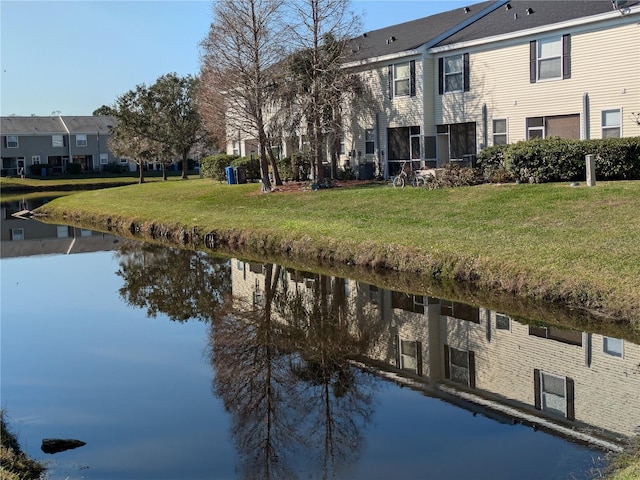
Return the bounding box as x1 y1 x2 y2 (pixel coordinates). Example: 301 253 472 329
336 166 356 180
67 162 82 175
200 153 237 182
29 164 48 176
478 136 640 183
231 156 261 182
103 162 127 174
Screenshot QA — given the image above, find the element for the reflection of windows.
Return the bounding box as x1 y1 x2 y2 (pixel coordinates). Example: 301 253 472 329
440 300 479 323
368 285 379 306
398 337 422 375
534 370 575 420
32 155 41 164
492 119 507 145
57 225 70 238
444 345 475 387
495 313 510 330
391 291 424 314
529 325 582 346
253 278 263 307
81 229 92 237
602 109 621 138
603 337 623 358
10 228 25 241
52 135 65 147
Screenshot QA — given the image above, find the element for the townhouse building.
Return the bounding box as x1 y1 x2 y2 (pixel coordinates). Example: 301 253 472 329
1 115 118 176
230 259 640 451
227 0 640 179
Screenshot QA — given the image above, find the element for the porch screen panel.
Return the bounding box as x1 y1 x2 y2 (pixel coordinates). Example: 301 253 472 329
546 114 579 139
388 127 410 160
449 122 476 159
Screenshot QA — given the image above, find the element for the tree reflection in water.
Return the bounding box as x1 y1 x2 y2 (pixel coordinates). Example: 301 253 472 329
115 243 232 322
210 265 384 479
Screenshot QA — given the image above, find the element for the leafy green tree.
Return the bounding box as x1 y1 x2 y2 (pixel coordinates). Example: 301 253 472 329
115 243 232 322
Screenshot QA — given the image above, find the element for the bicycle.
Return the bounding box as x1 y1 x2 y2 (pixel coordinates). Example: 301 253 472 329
392 161 426 188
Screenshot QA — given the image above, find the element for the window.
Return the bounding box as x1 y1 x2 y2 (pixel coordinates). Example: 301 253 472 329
444 345 475 387
10 228 24 241
391 291 425 314
57 225 70 238
445 55 463 92
365 129 375 155
100 153 109 165
394 62 410 96
440 300 480 323
398 337 420 373
534 370 575 420
339 138 345 155
76 134 87 147
81 229 92 237
530 35 570 83
492 119 508 145
368 285 379 306
495 313 511 330
52 135 64 147
537 37 562 80
388 126 421 174
602 109 621 138
388 60 416 98
527 117 544 139
410 126 421 160
529 325 582 346
32 155 41 165
603 337 624 358
438 53 470 94
6 135 18 148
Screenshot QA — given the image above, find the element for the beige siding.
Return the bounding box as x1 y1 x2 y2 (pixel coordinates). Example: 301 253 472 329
436 20 640 146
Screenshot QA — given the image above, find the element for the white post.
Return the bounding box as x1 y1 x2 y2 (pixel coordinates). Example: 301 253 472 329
586 154 596 187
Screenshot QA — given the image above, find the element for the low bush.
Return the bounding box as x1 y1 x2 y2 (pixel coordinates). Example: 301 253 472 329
103 162 127 174
200 153 238 182
232 156 261 182
477 136 640 183
67 162 82 175
425 164 483 189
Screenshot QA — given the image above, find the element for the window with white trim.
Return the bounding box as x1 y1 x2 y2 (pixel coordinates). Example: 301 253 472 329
100 153 109 165
52 135 64 147
602 109 621 138
444 54 463 92
32 155 41 165
527 117 544 139
495 312 511 330
539 372 567 416
537 36 562 80
11 228 25 241
339 137 345 155
57 225 70 238
76 134 87 147
399 337 418 372
492 119 508 145
394 62 410 96
365 129 375 155
6 135 18 148
603 336 623 358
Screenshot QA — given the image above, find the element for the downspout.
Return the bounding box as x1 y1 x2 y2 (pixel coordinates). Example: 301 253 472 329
583 93 590 139
375 112 381 178
59 116 72 173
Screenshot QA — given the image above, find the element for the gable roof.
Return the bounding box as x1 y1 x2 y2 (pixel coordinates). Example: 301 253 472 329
344 1 500 65
433 0 639 47
1 116 115 135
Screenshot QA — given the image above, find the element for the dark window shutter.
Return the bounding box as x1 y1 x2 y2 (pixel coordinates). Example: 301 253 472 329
410 60 416 97
463 53 470 92
63 135 68 147
468 351 476 388
443 344 450 379
530 40 537 83
438 58 444 94
388 65 393 99
3 136 6 148
416 341 423 376
566 377 575 420
534 369 541 409
394 334 400 368
562 34 571 79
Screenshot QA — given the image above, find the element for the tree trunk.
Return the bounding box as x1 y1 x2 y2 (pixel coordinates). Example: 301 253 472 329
267 144 282 186
138 162 145 184
181 151 188 180
259 143 272 192
162 162 167 181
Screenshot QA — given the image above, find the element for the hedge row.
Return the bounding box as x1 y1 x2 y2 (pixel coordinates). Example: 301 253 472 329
477 137 640 183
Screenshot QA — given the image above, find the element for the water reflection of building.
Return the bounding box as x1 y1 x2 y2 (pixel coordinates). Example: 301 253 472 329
231 259 640 452
1 198 121 258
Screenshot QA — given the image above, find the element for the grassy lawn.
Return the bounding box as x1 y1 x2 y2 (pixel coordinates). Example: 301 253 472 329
36 178 640 323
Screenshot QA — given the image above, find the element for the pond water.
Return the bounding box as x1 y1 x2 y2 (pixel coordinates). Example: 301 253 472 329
2 202 639 480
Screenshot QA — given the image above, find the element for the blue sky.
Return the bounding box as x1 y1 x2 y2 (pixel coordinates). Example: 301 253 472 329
0 0 471 117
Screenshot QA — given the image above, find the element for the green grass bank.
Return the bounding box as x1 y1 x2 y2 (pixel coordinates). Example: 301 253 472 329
35 178 640 326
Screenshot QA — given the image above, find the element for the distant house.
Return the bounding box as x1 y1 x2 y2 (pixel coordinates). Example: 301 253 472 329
0 115 118 176
225 0 640 179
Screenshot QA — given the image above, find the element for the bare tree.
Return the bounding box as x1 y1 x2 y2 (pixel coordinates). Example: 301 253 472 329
200 0 286 192
284 0 360 182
